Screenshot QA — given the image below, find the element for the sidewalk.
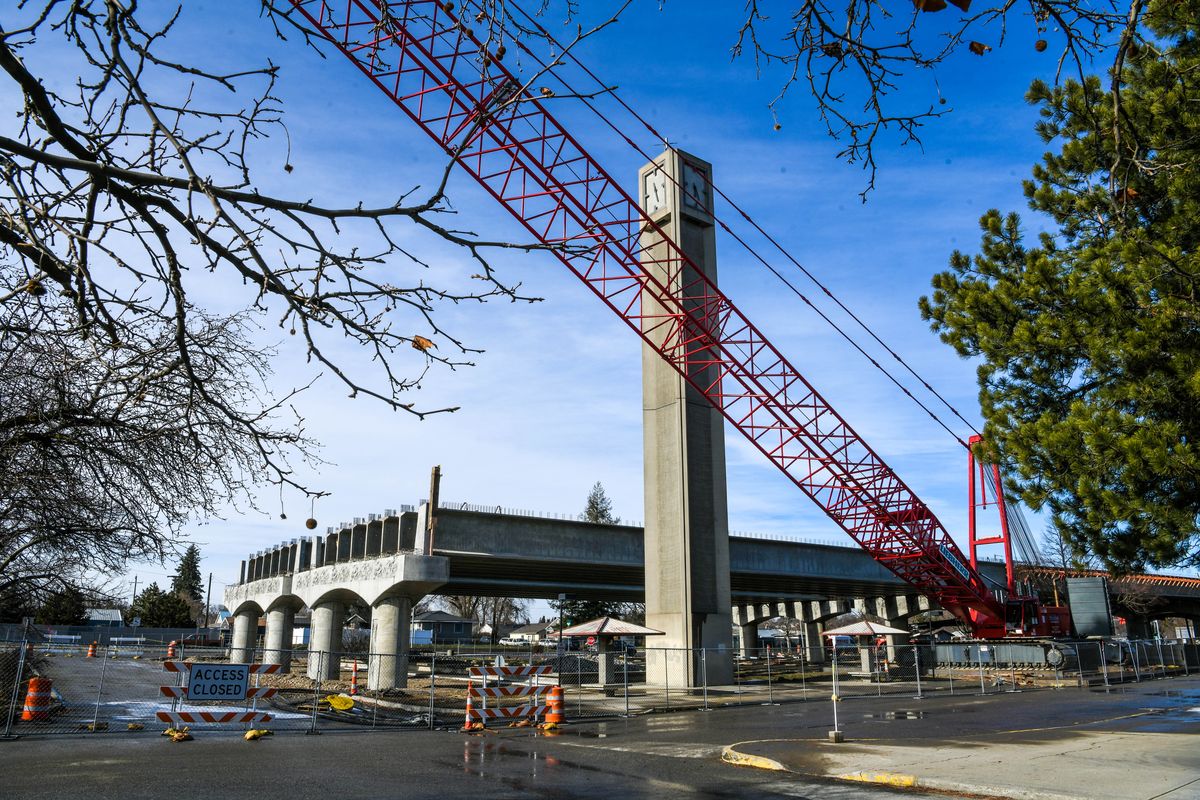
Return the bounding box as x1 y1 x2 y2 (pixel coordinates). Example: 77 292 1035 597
723 679 1200 800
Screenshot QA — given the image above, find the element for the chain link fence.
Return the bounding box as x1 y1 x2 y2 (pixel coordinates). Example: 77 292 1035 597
4 633 1198 737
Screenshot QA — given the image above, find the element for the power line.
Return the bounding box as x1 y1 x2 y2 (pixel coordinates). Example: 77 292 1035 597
495 1 981 446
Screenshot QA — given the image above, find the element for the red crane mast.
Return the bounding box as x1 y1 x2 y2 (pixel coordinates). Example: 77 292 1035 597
289 0 1008 635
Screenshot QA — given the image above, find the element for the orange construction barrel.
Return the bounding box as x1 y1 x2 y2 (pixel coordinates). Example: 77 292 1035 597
21 676 53 722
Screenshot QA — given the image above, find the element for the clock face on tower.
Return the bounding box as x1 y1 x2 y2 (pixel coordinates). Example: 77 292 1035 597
681 162 709 213
643 167 667 217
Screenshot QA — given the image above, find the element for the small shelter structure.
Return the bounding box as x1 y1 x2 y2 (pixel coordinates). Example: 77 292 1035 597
559 617 664 686
822 620 910 675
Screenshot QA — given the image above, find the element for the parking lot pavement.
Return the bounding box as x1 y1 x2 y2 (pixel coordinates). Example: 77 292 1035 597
1 675 1196 800
719 677 1200 800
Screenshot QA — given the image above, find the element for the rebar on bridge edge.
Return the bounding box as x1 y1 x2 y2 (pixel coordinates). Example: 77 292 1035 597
426 465 441 555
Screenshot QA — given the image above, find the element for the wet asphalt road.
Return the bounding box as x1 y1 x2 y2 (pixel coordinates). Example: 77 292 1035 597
2 677 1196 800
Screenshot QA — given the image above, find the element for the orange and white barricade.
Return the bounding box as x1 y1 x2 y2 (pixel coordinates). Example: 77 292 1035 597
157 661 277 726
462 665 557 728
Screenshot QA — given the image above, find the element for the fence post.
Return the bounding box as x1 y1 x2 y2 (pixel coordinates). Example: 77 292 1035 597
664 650 670 709
878 642 888 695
701 649 710 711
978 651 987 696
764 648 776 706
799 645 807 700
2 637 29 739
428 650 436 730
1099 642 1110 691
830 648 841 739
623 653 630 717
307 651 322 735
914 645 923 700
1155 639 1166 677
1130 642 1141 682
91 644 110 731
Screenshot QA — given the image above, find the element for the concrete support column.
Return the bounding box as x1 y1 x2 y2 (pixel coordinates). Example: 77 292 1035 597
230 609 257 663
264 607 295 672
307 600 345 681
802 621 826 664
640 149 732 688
738 622 759 654
368 596 412 690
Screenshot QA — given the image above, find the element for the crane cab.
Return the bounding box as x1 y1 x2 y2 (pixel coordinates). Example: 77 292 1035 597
1005 596 1072 637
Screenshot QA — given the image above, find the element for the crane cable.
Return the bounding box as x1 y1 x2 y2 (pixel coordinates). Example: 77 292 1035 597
488 0 984 447
491 1 1045 566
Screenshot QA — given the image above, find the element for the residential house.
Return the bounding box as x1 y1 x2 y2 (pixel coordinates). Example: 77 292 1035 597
411 610 476 644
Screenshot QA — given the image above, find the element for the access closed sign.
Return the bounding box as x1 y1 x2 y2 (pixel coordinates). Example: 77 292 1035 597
188 664 249 701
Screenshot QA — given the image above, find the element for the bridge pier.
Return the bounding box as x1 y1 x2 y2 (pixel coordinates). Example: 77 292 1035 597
230 609 257 664
264 606 295 672
368 596 412 690
798 599 853 664
308 600 346 681
732 604 778 654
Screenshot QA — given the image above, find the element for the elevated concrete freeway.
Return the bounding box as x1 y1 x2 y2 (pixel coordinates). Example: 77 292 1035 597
428 507 979 602
228 505 1200 669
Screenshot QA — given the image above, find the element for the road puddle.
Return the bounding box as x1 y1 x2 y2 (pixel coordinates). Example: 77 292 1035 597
862 710 925 720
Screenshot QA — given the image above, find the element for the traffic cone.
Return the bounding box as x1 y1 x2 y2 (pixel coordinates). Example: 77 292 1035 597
20 676 53 722
86 641 96 658
167 640 177 659
544 685 564 724
461 681 476 731
349 659 358 696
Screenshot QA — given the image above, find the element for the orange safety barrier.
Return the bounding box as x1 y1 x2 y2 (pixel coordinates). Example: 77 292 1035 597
544 685 564 724
167 640 177 659
20 676 53 722
86 641 97 658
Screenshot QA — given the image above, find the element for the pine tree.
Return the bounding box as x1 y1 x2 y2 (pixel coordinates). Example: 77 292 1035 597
172 545 204 603
36 586 88 625
920 1 1200 573
128 582 193 628
581 481 619 525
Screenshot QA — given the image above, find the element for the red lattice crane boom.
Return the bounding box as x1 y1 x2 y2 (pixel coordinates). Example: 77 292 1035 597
289 0 1009 635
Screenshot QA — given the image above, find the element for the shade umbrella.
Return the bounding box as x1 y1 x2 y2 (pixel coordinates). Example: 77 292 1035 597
821 620 909 638
557 617 664 687
559 617 665 638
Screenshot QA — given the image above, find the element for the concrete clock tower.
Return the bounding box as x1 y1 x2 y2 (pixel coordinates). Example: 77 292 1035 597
638 149 734 686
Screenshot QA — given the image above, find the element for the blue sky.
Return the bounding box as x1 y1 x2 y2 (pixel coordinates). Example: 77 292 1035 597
17 2 1090 604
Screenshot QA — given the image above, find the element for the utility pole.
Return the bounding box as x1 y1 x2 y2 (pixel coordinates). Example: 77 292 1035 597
199 572 213 635
131 576 138 607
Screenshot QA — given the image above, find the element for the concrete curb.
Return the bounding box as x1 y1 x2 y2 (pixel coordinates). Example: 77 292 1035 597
719 744 790 772
720 741 1089 800
835 770 917 788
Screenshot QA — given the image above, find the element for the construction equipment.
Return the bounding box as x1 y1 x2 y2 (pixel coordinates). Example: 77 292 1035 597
287 0 1067 639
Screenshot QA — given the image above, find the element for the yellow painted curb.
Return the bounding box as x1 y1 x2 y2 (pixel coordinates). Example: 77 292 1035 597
720 745 789 772
837 771 918 788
